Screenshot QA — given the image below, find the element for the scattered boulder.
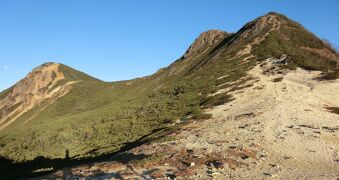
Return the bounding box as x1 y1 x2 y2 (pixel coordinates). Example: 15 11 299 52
207 160 224 169
272 54 288 64
261 54 290 75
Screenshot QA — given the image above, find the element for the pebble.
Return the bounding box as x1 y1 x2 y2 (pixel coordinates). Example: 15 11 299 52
212 172 220 176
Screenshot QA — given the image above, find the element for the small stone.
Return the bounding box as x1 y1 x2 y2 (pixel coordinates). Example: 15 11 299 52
286 125 293 129
212 172 220 176
283 156 291 160
190 162 196 167
263 172 272 176
269 164 277 168
89 166 98 171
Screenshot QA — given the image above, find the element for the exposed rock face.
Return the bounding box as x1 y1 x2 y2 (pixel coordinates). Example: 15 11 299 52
162 30 229 77
236 12 282 40
183 30 229 59
0 62 76 130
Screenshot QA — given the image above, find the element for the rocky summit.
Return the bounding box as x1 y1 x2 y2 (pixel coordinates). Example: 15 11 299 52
182 30 229 59
0 12 338 179
1 63 70 130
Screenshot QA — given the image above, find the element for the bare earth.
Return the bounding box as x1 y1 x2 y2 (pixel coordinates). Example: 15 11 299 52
41 62 339 180
0 63 78 131
202 64 339 179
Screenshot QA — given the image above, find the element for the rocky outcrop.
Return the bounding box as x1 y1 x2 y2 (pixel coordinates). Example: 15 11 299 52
261 54 289 75
158 30 229 77
0 62 76 130
237 12 282 39
182 30 229 59
270 54 288 64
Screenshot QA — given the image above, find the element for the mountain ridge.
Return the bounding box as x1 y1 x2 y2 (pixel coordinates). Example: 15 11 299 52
0 12 338 171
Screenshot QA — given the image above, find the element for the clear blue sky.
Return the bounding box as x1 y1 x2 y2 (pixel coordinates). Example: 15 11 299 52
1 0 338 91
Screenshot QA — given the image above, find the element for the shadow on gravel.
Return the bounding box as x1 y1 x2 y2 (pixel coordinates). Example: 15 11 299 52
0 126 173 179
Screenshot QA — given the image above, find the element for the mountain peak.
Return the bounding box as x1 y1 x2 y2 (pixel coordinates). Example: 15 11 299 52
32 62 58 70
183 29 229 59
265 11 284 17
249 12 283 29
232 12 285 44
0 63 72 130
250 12 293 31
31 61 60 73
0 61 101 131
196 29 228 41
1 12 338 171
25 62 66 90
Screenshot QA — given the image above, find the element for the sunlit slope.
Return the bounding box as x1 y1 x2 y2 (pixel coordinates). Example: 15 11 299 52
0 12 337 162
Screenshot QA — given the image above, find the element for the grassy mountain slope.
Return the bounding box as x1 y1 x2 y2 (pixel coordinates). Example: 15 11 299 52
0 12 337 164
253 13 338 71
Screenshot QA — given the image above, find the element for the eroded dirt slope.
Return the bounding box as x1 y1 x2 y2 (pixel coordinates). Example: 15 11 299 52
0 63 78 131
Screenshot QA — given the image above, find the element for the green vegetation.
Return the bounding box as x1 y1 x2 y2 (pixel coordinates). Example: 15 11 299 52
315 71 339 81
191 113 213 120
0 35 252 162
130 153 166 166
253 14 338 72
200 93 234 109
0 12 337 168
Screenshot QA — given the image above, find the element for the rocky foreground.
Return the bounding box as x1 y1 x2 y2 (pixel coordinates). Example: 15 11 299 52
40 59 339 180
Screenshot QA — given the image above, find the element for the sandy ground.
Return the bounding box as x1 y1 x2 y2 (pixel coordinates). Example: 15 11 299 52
200 63 339 179
39 62 339 180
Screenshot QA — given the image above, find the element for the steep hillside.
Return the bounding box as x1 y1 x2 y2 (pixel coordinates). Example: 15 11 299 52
252 13 338 71
43 58 339 179
0 12 338 178
0 63 99 131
